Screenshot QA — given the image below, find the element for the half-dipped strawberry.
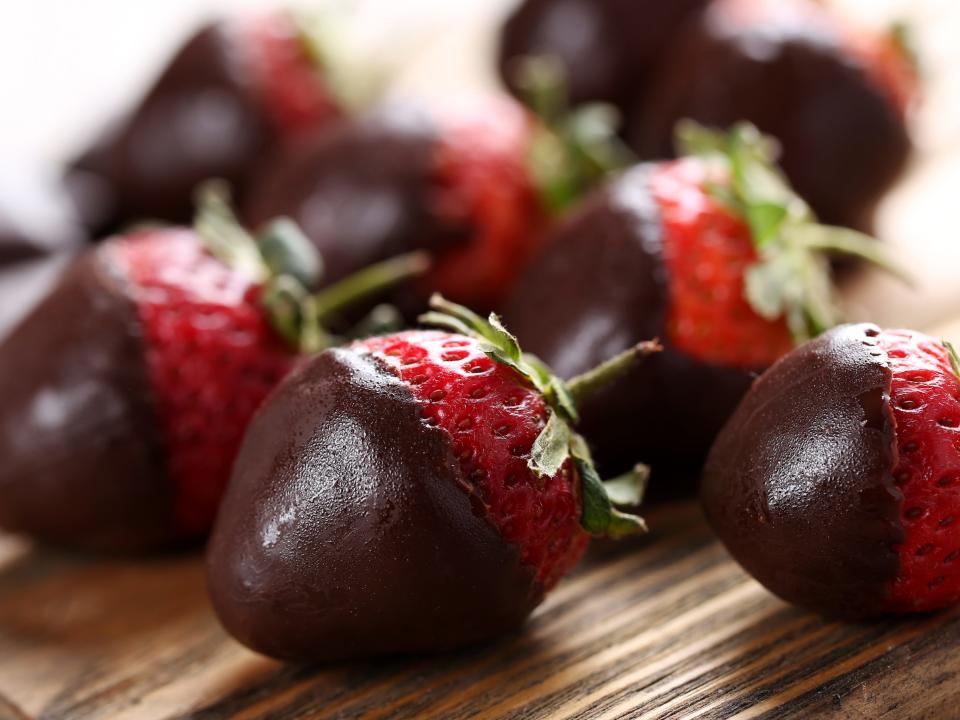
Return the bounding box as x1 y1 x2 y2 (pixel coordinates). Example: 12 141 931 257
244 91 629 314
703 326 960 618
632 0 916 232
66 11 351 236
498 0 710 127
504 123 897 485
0 190 426 552
207 296 653 661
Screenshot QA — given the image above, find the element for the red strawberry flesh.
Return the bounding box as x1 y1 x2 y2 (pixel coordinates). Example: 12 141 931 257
241 13 341 138
360 330 588 590
428 97 546 310
652 160 794 369
113 230 296 536
879 330 960 612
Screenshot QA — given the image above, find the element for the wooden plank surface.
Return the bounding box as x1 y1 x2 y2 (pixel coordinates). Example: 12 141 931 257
0 500 958 720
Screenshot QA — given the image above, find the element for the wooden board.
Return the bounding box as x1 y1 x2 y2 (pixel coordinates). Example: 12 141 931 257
1 500 958 720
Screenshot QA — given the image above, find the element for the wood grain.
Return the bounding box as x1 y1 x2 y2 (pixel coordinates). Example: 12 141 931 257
1 502 958 719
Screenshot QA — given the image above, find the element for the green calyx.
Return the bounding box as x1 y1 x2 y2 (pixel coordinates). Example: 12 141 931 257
194 183 429 354
420 294 659 538
944 341 960 379
888 20 920 80
514 55 635 215
293 9 386 114
676 121 908 344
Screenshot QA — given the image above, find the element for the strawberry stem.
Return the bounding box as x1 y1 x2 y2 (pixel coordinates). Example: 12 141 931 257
566 341 662 407
311 251 430 323
676 120 907 344
944 341 960 379
194 182 269 282
419 294 649 538
603 464 651 508
515 55 634 214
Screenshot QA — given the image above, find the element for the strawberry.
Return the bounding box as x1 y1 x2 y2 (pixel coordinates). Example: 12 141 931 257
498 0 710 128
703 325 960 619
206 296 654 661
504 123 897 484
0 189 426 552
243 90 630 314
66 11 350 236
632 0 916 233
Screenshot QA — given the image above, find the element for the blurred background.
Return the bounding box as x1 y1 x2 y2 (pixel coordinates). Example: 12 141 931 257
1 0 960 332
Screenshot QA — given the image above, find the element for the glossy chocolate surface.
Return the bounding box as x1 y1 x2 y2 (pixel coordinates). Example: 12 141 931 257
207 347 540 662
503 166 755 487
702 324 901 618
244 105 462 308
498 0 709 126
0 249 176 552
631 0 911 232
67 23 271 234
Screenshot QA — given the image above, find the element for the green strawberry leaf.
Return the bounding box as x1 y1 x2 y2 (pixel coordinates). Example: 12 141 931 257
420 295 656 538
677 121 906 345
570 436 647 538
194 184 426 354
256 218 323 289
529 411 573 478
944 340 960 379
603 464 651 508
514 55 634 214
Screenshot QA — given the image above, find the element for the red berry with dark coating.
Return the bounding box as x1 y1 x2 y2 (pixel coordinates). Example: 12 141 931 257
505 123 879 484
0 196 423 552
241 12 342 138
703 325 960 619
206 298 648 661
0 228 296 551
633 0 915 233
115 230 296 536
67 12 343 236
245 96 548 315
362 331 588 590
428 97 547 310
652 159 793 369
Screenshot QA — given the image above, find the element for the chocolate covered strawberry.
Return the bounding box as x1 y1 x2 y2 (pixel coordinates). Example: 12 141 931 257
243 90 630 314
703 326 960 618
632 0 916 232
504 123 898 484
207 296 654 661
0 190 426 552
498 0 710 127
66 10 357 236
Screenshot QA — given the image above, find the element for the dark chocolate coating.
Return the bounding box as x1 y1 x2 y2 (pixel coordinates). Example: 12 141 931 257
67 23 271 234
244 106 462 303
631 0 912 232
0 249 176 552
207 347 540 662
0 255 73 342
702 324 901 618
498 0 709 127
503 166 755 487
